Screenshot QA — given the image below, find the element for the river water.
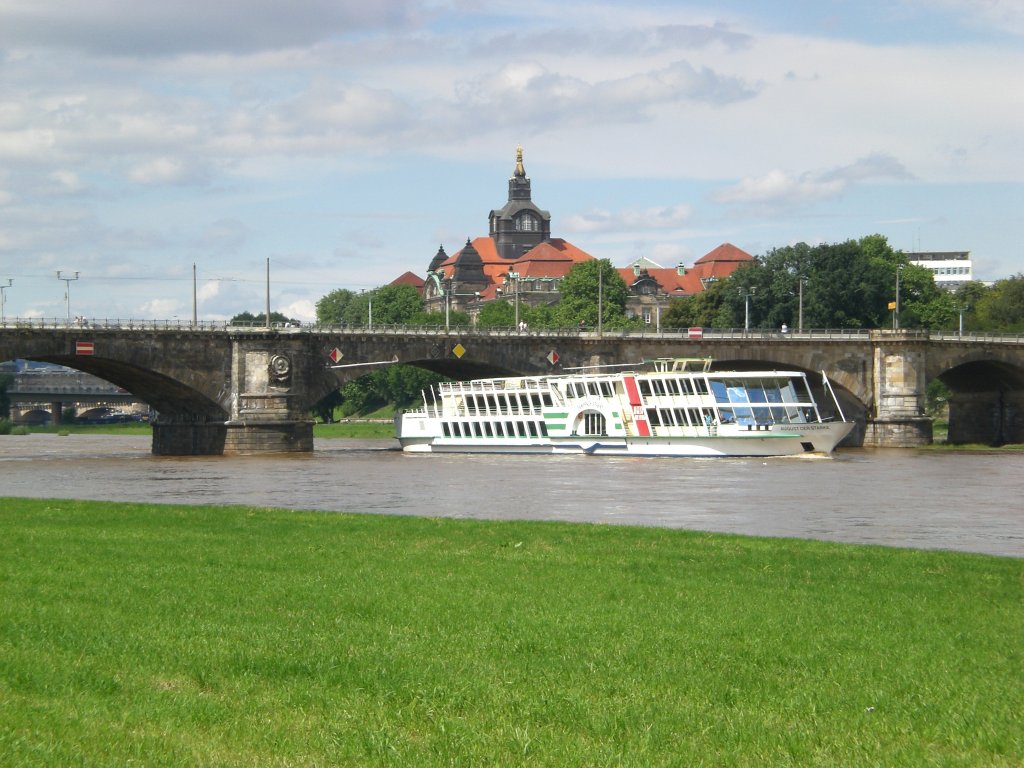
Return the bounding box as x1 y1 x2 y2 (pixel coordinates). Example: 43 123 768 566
1 435 1021 558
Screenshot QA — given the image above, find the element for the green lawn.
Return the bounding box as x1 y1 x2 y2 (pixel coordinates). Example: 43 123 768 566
0 498 1020 766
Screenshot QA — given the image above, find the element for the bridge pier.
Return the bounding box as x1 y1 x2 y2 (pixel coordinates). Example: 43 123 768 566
864 332 932 447
152 335 317 455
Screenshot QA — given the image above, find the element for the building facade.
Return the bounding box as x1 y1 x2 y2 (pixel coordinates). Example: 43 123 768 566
908 251 973 290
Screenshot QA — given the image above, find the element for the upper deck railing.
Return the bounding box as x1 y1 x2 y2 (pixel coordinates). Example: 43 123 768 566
1 317 1023 344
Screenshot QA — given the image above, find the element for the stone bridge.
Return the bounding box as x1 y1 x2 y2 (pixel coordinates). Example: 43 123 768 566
2 320 1022 454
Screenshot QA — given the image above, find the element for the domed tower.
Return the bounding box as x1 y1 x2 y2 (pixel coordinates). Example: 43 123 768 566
488 146 551 260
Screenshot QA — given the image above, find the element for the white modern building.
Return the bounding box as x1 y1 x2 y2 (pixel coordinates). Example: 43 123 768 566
908 251 973 290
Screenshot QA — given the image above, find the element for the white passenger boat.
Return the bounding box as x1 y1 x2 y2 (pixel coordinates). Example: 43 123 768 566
396 358 855 457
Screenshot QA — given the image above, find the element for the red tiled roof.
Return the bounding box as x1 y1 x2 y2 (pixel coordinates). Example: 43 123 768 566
436 237 595 284
389 271 425 291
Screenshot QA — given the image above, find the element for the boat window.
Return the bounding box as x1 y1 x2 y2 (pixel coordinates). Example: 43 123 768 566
652 379 666 396
599 381 613 397
587 381 600 396
580 411 606 436
507 421 517 437
542 392 554 407
473 422 483 437
484 422 493 437
710 379 729 402
574 382 587 398
527 421 538 437
442 422 451 437
665 379 680 396
646 408 661 426
638 379 652 397
539 422 548 437
688 408 702 426
692 378 709 395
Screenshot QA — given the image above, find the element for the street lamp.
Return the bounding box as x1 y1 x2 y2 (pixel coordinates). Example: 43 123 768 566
507 271 520 329
361 288 374 330
738 286 756 331
955 303 970 336
894 264 904 330
0 279 11 324
56 270 79 322
797 276 808 332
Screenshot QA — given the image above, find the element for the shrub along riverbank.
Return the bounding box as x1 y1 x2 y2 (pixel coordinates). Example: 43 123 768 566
0 498 1020 766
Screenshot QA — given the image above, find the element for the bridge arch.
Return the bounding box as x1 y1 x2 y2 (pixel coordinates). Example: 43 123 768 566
925 348 1024 445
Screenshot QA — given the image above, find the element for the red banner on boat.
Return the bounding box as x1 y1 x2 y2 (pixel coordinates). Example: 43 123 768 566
75 341 95 355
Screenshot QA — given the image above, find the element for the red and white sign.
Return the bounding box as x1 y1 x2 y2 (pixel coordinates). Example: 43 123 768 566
547 350 559 366
75 341 95 355
687 327 704 339
328 347 343 364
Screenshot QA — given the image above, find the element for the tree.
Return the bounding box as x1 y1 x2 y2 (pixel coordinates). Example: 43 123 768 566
662 280 731 329
230 310 300 326
555 259 630 329
316 289 357 325
477 299 515 329
975 274 1024 332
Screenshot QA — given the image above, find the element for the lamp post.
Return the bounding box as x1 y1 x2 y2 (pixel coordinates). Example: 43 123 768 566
0 279 11 324
956 303 970 336
739 286 756 331
56 270 79 322
597 263 604 337
443 278 451 331
361 288 374 330
894 264 904 330
507 271 520 329
797 276 807 332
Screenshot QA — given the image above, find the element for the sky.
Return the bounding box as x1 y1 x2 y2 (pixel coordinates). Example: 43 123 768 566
1 0 1022 323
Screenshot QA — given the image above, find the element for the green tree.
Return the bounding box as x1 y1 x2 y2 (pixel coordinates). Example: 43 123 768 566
555 259 630 329
315 289 357 325
477 299 515 329
975 274 1024 332
662 280 731 329
719 235 923 330
230 310 300 326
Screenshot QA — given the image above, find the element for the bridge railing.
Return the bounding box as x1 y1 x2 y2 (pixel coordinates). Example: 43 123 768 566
2 317 1023 344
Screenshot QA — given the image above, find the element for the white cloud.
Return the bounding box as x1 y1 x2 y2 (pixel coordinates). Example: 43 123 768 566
564 204 693 233
713 154 915 206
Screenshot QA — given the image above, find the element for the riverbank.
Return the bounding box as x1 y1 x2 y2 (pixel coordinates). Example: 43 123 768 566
1 498 1020 766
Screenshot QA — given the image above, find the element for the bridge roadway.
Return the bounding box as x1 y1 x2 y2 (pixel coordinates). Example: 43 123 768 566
2 319 1023 454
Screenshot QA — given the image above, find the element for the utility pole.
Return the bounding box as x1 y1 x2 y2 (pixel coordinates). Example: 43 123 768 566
56 270 79 322
0 279 11 323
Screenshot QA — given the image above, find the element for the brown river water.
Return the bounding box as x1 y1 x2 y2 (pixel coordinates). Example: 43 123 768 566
1 435 1021 558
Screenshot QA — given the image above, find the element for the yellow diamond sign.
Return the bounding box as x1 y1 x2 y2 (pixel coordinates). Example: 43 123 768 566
452 343 466 358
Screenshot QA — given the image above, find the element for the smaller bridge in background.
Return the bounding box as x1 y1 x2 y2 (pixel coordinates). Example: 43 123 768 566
2 318 1023 454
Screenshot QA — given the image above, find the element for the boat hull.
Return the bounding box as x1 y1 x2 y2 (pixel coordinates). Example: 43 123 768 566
397 416 854 458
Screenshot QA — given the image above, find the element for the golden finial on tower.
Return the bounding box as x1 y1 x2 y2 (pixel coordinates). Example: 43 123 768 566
514 145 525 177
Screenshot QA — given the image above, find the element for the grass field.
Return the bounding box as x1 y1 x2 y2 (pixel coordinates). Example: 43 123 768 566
0 498 1020 766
